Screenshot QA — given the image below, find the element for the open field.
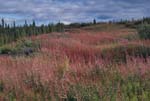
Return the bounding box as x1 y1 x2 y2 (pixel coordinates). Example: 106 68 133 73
0 24 150 101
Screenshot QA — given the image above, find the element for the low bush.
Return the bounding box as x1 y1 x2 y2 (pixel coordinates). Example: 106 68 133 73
14 39 40 56
0 81 4 93
138 24 150 39
0 45 14 55
127 44 150 58
101 45 127 63
0 39 40 56
101 44 150 63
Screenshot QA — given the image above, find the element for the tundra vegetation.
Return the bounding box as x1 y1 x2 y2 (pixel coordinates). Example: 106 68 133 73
0 18 150 101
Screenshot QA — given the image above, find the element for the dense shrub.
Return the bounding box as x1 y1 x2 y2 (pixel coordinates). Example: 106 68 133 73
0 39 40 56
138 24 150 39
101 45 127 63
0 81 4 93
14 39 40 56
0 45 14 55
101 44 150 63
127 44 150 58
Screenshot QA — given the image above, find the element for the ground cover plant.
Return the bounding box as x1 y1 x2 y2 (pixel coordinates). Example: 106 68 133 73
0 19 150 101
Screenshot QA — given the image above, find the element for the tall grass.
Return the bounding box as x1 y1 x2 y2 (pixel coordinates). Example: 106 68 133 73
0 57 149 100
0 26 150 100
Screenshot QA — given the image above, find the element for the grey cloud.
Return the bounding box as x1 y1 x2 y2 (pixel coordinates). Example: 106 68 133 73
0 0 149 24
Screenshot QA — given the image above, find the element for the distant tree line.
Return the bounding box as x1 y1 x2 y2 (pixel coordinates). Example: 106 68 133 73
0 19 64 46
116 17 150 28
1 17 150 46
67 17 150 29
116 17 150 39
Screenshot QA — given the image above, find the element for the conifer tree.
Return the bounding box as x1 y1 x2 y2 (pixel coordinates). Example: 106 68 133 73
93 19 96 24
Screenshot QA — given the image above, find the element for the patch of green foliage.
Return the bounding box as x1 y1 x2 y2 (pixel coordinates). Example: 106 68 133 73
0 45 14 55
0 39 40 56
101 44 150 63
123 34 139 41
65 84 100 101
138 24 150 39
0 81 4 93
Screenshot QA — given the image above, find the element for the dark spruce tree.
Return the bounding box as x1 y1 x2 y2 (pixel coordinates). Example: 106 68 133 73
93 19 96 24
0 19 54 46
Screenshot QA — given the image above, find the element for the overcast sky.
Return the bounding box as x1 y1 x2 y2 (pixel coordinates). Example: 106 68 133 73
0 0 150 24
